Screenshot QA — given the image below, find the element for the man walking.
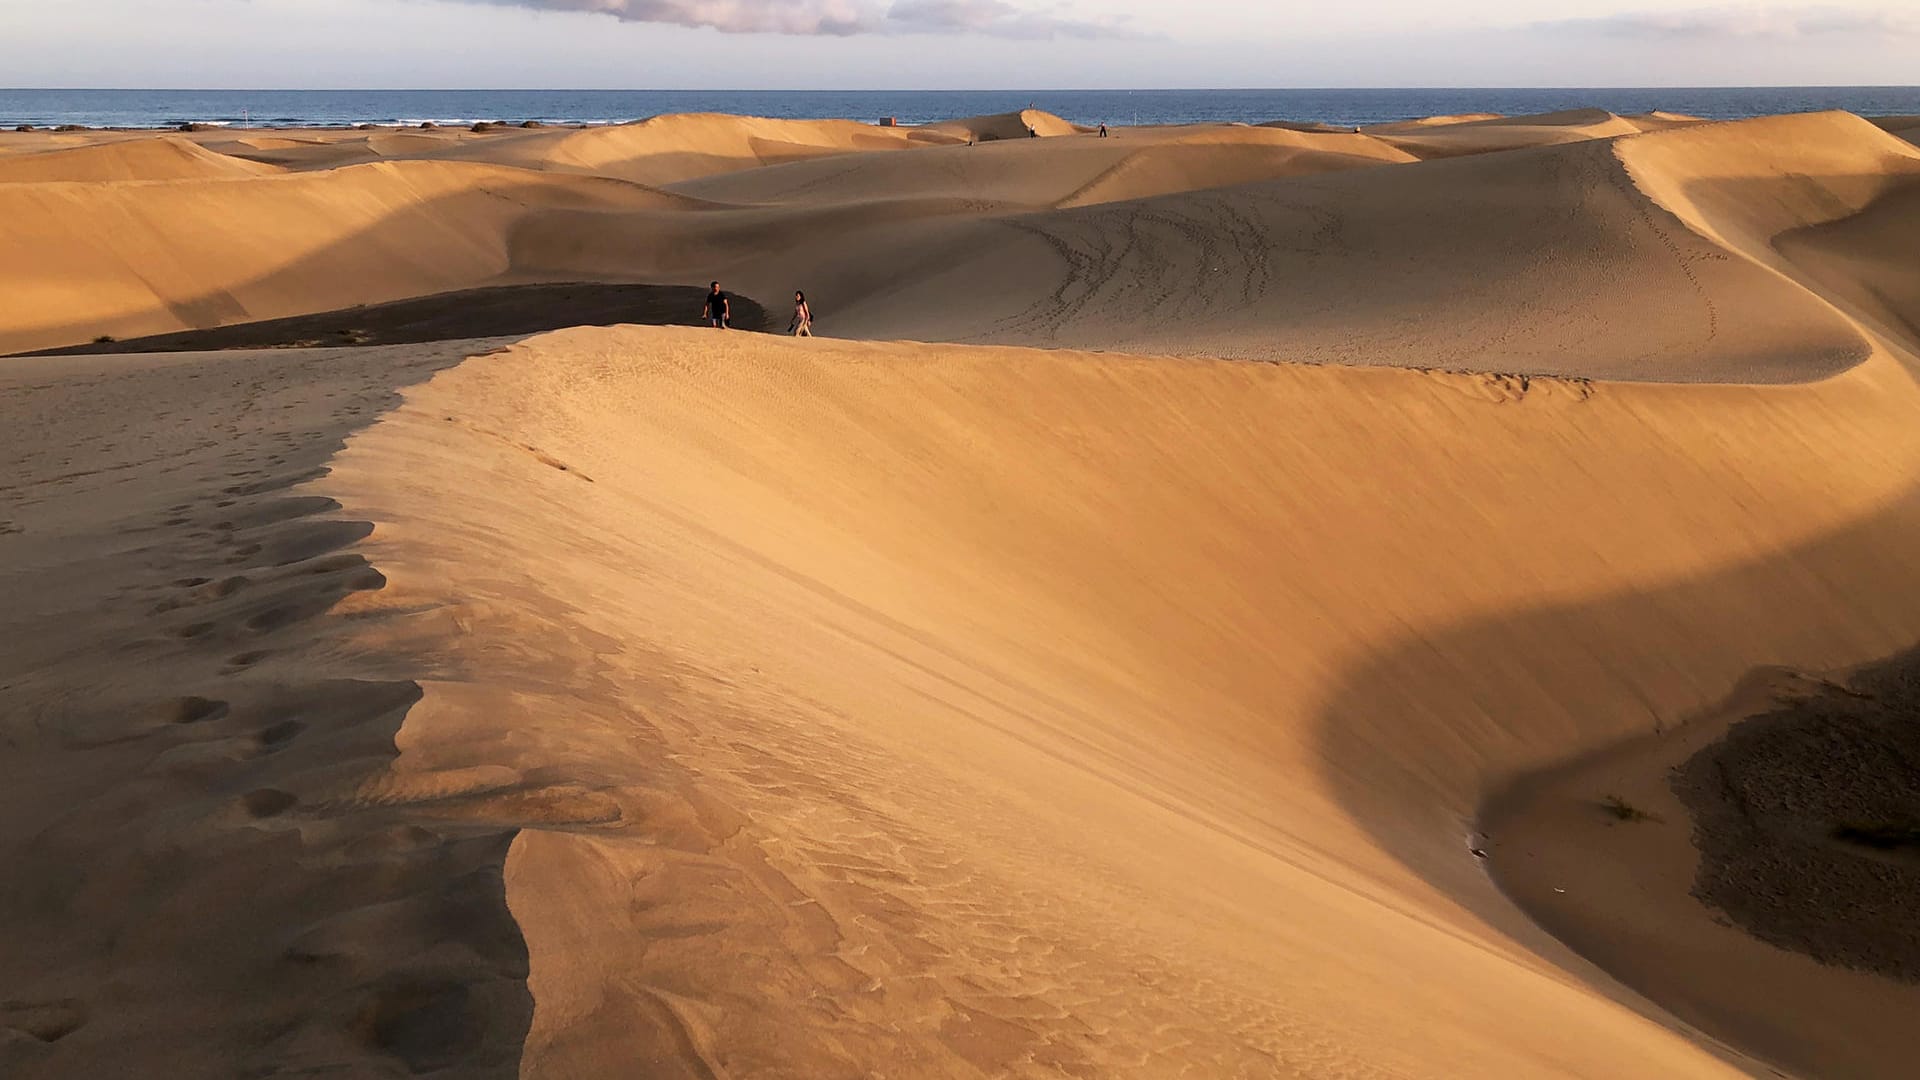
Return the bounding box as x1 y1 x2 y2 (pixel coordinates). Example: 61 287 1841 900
703 281 731 329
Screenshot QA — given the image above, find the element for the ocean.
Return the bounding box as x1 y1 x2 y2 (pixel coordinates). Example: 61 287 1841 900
3 87 1918 130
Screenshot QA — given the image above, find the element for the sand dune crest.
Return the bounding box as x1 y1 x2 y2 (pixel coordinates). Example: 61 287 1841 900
0 136 280 183
0 159 694 352
922 108 1083 141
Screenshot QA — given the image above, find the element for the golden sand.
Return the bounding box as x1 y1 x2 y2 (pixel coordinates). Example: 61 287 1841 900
4 107 1919 1078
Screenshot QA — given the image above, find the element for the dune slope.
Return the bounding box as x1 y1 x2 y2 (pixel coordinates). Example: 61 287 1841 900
922 108 1083 141
8 105 1920 1077
802 132 1868 379
290 322 1920 1078
0 161 694 353
8 112 1901 386
1361 109 1692 159
1869 115 1920 144
425 113 965 186
523 114 1897 382
0 136 280 183
1618 112 1920 347
1777 182 1920 344
669 125 1411 210
0 340 530 1078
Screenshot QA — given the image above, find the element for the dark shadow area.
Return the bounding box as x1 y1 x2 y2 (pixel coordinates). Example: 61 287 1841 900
0 161 780 354
1312 485 1920 1077
15 282 772 357
1675 646 1920 983
0 340 531 1077
1773 177 1920 362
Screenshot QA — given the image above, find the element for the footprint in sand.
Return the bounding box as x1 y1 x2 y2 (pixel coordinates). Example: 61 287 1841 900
0 999 87 1043
256 719 305 751
163 696 229 725
240 788 298 818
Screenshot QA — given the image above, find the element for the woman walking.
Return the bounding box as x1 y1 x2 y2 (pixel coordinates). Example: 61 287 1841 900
790 291 814 337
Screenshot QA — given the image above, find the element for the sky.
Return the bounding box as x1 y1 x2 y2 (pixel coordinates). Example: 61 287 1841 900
2 0 1915 88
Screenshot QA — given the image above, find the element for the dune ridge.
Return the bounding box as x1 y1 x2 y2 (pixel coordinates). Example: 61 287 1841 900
302 319 1920 1078
424 112 966 186
793 118 1877 379
5 110 1898 383
668 123 1414 210
0 136 280 183
7 109 1903 377
1616 112 1920 345
0 160 697 352
922 108 1085 141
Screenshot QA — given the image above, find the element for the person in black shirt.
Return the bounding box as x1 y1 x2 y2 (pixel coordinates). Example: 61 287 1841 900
703 281 730 329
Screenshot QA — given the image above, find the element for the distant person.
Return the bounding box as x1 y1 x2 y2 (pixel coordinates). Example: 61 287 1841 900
790 291 813 337
1027 125 1038 138
1098 123 1109 138
703 281 730 329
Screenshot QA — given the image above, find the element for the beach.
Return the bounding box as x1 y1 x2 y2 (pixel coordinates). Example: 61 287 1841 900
3 106 1919 1078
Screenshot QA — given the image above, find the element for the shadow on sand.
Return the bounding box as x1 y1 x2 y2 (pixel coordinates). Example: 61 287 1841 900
1312 481 1920 1075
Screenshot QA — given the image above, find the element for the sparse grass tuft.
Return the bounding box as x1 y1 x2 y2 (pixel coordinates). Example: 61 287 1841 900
92 335 115 345
1600 794 1661 823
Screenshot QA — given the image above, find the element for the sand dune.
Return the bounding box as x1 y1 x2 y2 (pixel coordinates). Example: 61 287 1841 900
1617 112 1920 339
316 321 1920 1079
13 111 1894 373
1628 109 1705 128
422 113 966 186
1258 119 1361 134
0 339 530 1077
790 119 1879 379
491 114 1899 381
208 132 393 170
1366 108 1698 159
1870 114 1920 142
198 115 967 183
6 105 1920 1078
922 108 1083 141
1360 111 1505 131
1618 112 1920 255
0 136 279 183
19 283 769 356
0 160 696 353
670 124 1412 209
1779 182 1920 343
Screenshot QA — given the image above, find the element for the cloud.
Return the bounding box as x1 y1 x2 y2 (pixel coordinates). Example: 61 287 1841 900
462 0 1134 37
887 0 1130 39
1536 5 1920 40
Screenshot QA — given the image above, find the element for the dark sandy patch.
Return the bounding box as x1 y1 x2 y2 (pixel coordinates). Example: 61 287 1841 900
1481 652 1920 1080
1673 651 1920 983
13 283 771 358
0 342 532 1077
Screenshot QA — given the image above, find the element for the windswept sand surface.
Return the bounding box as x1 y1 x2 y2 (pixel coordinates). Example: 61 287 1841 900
5 108 1920 1078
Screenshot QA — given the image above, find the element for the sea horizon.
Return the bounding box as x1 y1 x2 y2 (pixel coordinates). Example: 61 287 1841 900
5 85 1917 131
